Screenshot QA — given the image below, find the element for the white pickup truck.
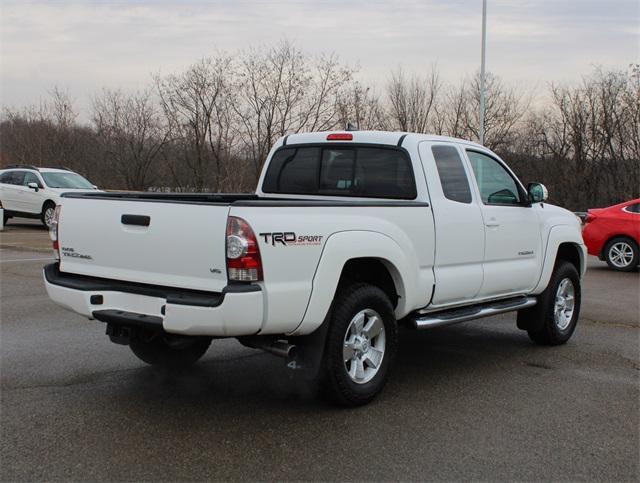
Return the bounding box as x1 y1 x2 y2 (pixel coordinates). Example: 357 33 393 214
44 131 586 406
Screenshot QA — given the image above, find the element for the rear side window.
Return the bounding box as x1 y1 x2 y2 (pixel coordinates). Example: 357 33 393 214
264 147 320 194
624 203 640 214
262 145 416 199
0 171 25 185
431 145 472 203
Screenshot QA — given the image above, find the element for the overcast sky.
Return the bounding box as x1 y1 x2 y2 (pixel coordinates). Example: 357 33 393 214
1 0 638 115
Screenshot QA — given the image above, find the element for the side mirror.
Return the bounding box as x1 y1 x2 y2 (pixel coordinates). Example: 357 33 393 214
27 182 40 192
528 182 548 204
92 185 98 190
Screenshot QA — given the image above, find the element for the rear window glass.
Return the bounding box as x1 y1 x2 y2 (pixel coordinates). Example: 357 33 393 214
431 145 472 203
262 145 416 199
624 203 640 214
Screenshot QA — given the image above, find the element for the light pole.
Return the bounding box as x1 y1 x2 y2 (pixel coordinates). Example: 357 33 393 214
479 0 487 145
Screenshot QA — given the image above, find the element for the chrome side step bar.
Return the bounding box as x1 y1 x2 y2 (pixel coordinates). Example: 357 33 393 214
409 296 537 330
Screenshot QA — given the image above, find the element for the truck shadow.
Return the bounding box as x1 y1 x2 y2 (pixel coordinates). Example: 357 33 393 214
108 316 545 413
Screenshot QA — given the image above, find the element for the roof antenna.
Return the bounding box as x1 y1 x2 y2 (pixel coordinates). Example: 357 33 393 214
345 121 358 131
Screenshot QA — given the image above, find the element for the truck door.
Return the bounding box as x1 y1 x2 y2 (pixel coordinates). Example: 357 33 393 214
464 149 542 297
419 142 485 306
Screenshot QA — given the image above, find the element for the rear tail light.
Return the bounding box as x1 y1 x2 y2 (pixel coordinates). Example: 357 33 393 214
226 216 263 282
49 205 61 260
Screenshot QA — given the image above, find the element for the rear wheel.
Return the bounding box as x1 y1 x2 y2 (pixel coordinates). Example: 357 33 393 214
604 237 638 272
322 283 397 406
129 331 212 368
520 261 581 346
41 202 56 228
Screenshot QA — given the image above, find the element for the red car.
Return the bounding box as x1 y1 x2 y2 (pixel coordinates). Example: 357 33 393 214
582 199 640 271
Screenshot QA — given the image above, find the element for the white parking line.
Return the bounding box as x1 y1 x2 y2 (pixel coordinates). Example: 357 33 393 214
0 257 53 263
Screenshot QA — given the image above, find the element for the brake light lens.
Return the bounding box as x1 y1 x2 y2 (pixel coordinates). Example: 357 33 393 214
49 205 62 260
226 216 262 282
327 133 353 141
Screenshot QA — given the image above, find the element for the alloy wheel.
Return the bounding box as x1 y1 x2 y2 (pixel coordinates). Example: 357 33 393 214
554 277 575 330
608 241 634 268
343 309 386 384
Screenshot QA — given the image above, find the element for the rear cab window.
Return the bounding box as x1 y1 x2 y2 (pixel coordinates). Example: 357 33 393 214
262 145 417 199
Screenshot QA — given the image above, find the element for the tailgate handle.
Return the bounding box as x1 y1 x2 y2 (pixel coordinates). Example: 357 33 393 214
121 214 150 227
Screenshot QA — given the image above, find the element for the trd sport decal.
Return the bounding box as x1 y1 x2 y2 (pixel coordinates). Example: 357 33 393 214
259 232 323 246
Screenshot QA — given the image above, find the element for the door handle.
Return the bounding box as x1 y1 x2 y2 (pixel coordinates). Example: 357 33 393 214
121 214 150 227
485 218 500 228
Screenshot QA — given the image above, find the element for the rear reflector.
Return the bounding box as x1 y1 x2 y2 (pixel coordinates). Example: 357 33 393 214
327 133 353 141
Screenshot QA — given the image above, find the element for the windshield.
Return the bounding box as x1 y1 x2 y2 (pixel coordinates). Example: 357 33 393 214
41 172 94 189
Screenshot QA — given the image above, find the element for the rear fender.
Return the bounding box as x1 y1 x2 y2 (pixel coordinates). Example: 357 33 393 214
290 230 415 336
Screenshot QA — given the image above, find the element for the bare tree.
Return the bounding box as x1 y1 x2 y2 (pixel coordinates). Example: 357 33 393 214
507 67 639 210
386 66 441 133
447 72 529 150
336 82 387 131
234 41 355 176
92 89 168 190
1 43 636 211
155 55 236 191
0 88 98 174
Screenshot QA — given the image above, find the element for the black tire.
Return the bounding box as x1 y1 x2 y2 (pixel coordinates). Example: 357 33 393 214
603 237 639 272
41 201 56 228
129 331 211 368
322 283 398 406
518 261 581 346
2 211 8 226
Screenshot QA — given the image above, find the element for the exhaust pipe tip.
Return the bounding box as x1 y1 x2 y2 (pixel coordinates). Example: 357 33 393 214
267 340 297 360
237 336 297 361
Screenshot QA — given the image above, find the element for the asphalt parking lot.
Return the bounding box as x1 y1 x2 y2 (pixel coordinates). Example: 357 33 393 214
1 220 638 480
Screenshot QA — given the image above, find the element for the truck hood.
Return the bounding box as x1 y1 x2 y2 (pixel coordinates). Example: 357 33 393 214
541 202 582 229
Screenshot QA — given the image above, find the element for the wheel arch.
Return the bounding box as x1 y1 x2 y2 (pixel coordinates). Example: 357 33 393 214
41 199 56 213
556 242 583 274
337 257 403 310
290 230 422 336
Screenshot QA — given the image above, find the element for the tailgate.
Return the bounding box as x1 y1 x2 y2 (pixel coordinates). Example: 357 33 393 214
58 198 229 292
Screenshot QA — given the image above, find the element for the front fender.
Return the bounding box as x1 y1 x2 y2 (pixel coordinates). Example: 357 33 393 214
290 230 420 336
532 224 587 295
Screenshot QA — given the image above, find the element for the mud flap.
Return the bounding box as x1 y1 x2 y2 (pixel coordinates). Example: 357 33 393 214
516 298 547 332
287 314 331 383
